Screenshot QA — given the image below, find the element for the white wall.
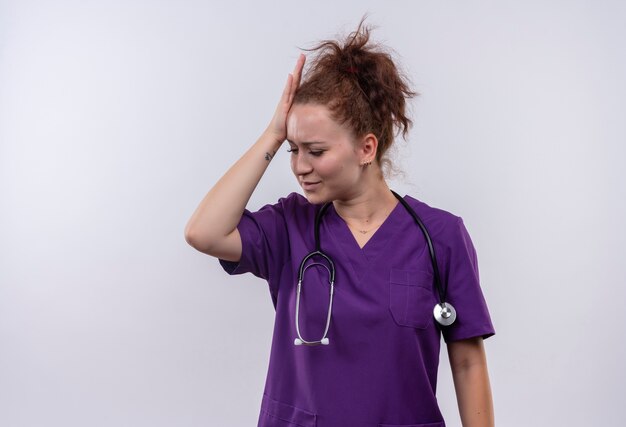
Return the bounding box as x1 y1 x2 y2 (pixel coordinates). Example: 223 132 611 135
1 1 625 426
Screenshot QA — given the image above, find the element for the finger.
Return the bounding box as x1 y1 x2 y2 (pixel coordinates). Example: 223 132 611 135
290 55 305 99
288 60 302 105
291 54 299 74
281 73 293 105
292 53 304 74
293 54 305 86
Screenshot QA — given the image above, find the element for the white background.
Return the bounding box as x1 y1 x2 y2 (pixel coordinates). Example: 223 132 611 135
1 1 625 426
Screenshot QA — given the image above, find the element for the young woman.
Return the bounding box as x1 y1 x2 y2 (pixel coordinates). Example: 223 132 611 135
185 18 495 427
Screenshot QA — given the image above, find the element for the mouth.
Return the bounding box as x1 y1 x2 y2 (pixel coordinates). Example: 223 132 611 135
301 181 321 191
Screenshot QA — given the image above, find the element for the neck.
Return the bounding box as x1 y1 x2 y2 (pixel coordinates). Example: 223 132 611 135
332 180 398 224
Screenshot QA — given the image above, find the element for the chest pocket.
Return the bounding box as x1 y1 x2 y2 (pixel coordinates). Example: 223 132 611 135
389 269 435 330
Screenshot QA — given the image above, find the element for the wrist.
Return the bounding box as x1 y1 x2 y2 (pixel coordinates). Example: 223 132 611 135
255 130 284 163
261 128 285 148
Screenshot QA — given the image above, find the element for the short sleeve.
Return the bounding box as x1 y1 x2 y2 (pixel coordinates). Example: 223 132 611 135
440 216 495 343
218 199 290 284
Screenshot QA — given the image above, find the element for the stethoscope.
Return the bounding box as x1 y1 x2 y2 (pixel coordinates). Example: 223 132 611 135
294 190 457 346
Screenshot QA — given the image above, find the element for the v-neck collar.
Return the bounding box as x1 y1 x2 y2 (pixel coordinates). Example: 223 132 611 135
325 196 408 282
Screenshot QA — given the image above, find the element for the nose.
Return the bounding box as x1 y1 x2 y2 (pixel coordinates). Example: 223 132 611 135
291 150 313 177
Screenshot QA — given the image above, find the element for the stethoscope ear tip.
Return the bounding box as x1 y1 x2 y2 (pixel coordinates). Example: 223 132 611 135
321 338 329 345
294 338 303 346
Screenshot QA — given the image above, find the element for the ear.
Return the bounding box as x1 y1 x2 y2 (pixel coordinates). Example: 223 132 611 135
358 132 379 163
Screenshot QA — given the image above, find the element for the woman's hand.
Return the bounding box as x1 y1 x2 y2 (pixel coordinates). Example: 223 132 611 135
265 53 306 143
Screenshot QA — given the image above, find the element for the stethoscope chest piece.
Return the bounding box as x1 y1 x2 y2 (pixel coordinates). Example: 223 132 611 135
434 302 457 326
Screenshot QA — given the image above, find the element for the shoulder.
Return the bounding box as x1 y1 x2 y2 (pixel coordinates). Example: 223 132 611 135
260 192 321 228
402 194 461 229
272 192 318 213
254 192 307 211
277 192 313 208
402 194 468 250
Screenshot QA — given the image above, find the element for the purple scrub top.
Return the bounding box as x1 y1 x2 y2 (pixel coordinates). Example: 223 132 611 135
219 192 495 427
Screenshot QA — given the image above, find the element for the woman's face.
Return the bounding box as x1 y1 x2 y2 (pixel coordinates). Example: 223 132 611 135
286 103 364 204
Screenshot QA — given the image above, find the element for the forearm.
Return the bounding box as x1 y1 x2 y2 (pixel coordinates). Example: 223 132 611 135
185 54 305 252
451 360 494 427
184 128 283 248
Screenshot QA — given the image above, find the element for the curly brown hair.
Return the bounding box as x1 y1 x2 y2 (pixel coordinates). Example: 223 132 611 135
293 14 418 177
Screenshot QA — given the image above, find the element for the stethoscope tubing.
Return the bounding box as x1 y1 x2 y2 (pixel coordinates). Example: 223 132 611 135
390 190 447 304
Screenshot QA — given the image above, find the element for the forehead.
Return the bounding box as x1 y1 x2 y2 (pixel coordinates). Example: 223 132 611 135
286 103 350 144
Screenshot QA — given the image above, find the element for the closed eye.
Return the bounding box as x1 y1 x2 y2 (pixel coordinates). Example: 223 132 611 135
287 148 324 157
